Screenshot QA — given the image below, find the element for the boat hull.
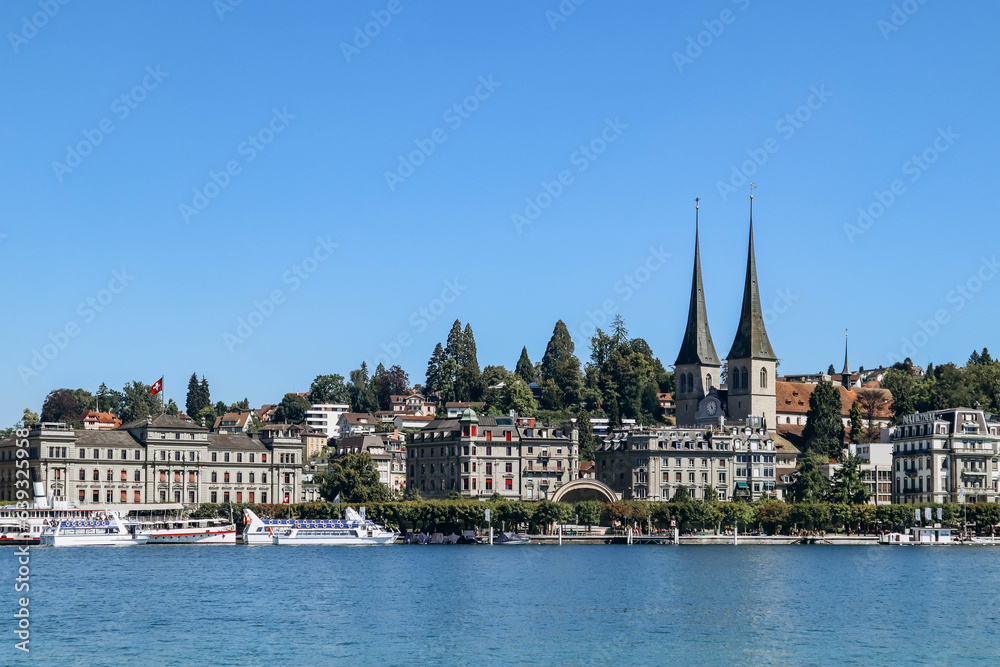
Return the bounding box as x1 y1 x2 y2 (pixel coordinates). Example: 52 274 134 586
144 529 236 544
273 532 398 545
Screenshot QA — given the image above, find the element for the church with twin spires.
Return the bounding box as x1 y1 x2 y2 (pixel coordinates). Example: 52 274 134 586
673 196 777 430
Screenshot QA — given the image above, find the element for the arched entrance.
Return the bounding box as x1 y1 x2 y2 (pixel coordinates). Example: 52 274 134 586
551 478 618 504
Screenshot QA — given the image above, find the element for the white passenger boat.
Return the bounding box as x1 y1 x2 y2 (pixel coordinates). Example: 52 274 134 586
242 507 398 545
135 518 236 544
40 513 148 546
0 483 167 545
880 527 955 545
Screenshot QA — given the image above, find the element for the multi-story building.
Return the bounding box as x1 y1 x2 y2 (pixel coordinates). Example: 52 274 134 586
595 416 778 501
213 410 253 434
336 413 378 439
390 393 435 416
406 409 578 500
892 407 1000 504
0 414 305 507
81 410 121 430
333 433 407 494
304 404 350 439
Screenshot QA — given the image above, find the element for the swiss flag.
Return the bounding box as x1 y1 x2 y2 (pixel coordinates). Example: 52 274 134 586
151 377 163 395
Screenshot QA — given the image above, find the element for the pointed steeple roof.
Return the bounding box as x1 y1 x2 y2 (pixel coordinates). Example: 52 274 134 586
675 201 720 367
841 331 851 375
727 195 777 361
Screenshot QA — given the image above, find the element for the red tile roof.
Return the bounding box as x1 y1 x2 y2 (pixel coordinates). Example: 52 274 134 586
775 381 892 419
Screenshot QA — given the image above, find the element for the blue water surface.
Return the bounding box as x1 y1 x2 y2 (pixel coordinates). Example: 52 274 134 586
2 544 998 665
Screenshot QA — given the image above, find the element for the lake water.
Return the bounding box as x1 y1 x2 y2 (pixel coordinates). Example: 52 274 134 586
4 544 999 665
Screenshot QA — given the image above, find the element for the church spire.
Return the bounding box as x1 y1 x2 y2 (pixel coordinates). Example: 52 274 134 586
675 197 720 367
841 329 851 375
727 185 776 361
841 329 852 387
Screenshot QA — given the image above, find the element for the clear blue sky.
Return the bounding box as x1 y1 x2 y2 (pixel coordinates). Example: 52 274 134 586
3 1 998 424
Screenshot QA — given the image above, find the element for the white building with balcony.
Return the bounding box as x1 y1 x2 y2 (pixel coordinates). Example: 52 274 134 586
304 404 350 439
891 406 1000 504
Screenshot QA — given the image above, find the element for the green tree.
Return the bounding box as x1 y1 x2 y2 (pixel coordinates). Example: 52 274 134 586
827 364 836 375
515 346 536 384
349 363 379 414
801 380 845 459
848 400 864 444
321 453 390 502
576 409 598 461
120 381 155 423
500 379 539 417
309 374 351 404
790 451 832 503
881 367 916 424
540 320 583 410
185 373 209 418
456 323 484 402
165 399 180 416
928 363 971 409
273 393 311 424
828 456 869 505
425 343 446 397
671 484 691 502
22 408 39 428
575 501 602 531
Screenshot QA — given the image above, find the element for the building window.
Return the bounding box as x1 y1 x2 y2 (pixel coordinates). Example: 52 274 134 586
486 431 492 441
505 479 512 491
95 449 101 459
249 492 255 503
160 471 166 482
189 451 195 461
261 492 267 503
224 453 230 462
237 453 242 463
224 473 230 483
741 367 748 389
174 471 181 483
135 450 141 460
250 453 255 462
211 491 217 503
760 367 767 389
486 446 492 456
189 472 195 483
506 462 512 473
106 470 113 482
133 490 141 503
223 492 230 503
262 473 267 483
262 454 267 463
211 472 217 483
135 470 141 482
505 431 511 442
237 473 243 483
236 492 242 503
211 452 217 462
706 373 713 390
686 372 694 393
284 473 291 484
120 470 127 481
189 491 195 503
78 469 85 481
485 478 493 490
174 451 181 461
